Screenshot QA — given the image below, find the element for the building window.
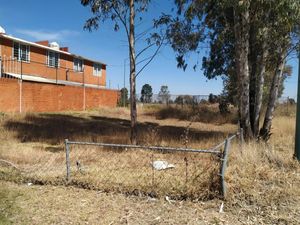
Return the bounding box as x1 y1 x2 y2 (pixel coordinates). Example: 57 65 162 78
93 63 102 76
47 51 59 67
74 58 83 72
13 42 30 62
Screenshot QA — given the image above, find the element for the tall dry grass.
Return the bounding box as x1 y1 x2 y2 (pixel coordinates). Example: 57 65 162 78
0 108 233 199
224 113 300 224
0 105 299 223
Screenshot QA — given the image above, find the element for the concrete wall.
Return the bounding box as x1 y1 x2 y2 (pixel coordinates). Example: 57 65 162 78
0 78 119 113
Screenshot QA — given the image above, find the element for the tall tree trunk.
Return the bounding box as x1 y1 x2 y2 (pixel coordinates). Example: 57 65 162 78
129 0 137 144
234 4 253 139
260 48 286 140
249 24 258 134
253 41 268 137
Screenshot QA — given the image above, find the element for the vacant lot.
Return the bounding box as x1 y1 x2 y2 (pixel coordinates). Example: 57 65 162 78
0 104 299 224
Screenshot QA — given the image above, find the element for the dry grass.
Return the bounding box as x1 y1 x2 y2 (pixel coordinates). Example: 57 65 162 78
0 180 236 225
0 105 299 224
224 112 300 224
66 146 221 200
0 107 226 200
145 104 238 125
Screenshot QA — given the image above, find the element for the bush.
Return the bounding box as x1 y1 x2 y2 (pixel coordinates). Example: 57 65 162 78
155 105 238 124
208 94 219 104
218 97 230 114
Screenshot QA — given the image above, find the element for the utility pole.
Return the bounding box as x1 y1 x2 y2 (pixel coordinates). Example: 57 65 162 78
295 50 300 161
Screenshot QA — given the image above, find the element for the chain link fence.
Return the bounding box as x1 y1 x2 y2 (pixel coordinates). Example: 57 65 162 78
64 133 240 200
0 145 66 184
0 134 240 200
0 131 241 200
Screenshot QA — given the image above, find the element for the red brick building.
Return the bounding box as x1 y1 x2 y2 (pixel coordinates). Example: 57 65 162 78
0 27 119 112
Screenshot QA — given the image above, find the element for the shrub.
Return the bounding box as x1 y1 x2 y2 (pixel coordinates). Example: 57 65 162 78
208 93 219 104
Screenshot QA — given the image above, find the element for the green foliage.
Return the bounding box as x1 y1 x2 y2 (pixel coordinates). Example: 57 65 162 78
218 96 230 115
140 84 153 103
163 0 300 81
208 94 219 104
154 0 300 138
81 0 151 32
81 0 166 65
118 88 129 107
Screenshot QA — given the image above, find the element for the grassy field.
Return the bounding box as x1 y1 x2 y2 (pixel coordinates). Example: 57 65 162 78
0 104 299 224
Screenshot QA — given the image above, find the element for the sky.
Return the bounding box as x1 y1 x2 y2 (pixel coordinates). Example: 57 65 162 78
0 0 298 98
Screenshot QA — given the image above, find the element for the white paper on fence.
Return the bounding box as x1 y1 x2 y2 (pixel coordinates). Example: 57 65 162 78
152 160 175 170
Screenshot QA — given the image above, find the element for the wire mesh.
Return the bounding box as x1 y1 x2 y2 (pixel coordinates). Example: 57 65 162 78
66 142 222 200
0 145 66 184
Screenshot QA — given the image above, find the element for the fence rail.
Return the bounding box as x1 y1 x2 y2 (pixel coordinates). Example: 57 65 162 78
65 140 222 154
64 132 242 199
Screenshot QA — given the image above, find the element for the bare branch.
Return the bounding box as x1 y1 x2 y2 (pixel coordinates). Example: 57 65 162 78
135 43 156 59
135 26 153 42
135 35 166 78
136 56 152 66
111 4 130 42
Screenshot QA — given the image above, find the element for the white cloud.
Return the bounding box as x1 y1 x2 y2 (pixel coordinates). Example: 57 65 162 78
15 29 79 41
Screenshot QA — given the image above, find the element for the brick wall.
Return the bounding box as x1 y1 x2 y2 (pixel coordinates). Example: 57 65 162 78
0 78 119 112
0 36 106 87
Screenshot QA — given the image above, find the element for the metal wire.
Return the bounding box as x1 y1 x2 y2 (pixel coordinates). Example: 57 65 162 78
66 141 222 154
64 134 239 199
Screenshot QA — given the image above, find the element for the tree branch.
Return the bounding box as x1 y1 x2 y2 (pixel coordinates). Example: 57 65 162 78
135 35 166 78
111 4 130 43
136 56 152 66
135 43 155 59
135 26 154 43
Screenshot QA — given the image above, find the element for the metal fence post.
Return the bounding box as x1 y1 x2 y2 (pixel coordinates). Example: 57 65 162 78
65 139 71 182
220 138 231 199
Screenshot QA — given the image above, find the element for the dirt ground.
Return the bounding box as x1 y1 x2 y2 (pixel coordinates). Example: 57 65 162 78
0 181 239 225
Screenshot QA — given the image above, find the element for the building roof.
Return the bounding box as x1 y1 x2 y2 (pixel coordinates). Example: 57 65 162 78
0 33 107 65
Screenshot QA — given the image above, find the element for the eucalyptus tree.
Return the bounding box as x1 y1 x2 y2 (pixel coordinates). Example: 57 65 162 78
259 1 300 140
160 0 300 140
81 0 165 144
